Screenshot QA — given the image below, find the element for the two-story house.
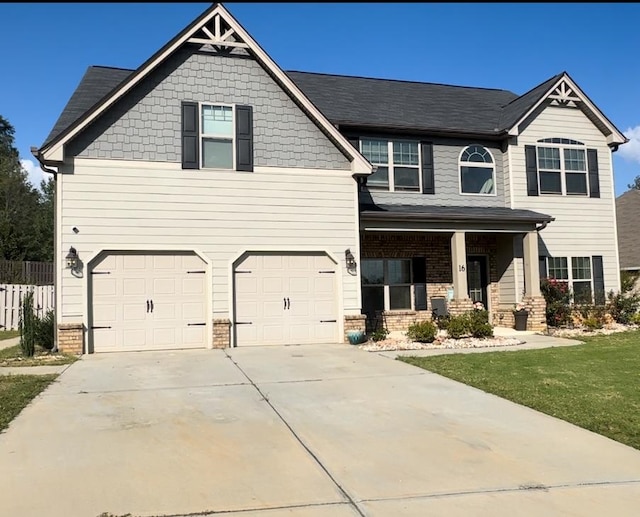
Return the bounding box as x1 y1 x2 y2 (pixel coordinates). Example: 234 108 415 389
33 3 627 354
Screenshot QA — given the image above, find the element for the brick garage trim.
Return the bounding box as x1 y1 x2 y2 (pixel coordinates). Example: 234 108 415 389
213 319 231 349
57 323 84 355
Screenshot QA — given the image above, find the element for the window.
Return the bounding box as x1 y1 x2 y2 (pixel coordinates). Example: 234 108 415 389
201 104 234 169
546 256 593 304
360 139 420 192
361 259 413 312
459 145 495 195
536 139 587 195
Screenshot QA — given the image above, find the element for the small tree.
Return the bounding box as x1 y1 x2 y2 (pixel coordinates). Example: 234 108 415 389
19 290 36 357
541 278 573 327
606 271 640 324
627 175 640 191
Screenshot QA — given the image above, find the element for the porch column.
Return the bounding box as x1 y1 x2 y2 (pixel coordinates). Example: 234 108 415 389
523 231 541 297
451 231 468 299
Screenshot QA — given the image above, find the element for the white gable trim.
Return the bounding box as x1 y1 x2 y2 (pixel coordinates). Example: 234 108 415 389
507 74 627 146
40 3 372 175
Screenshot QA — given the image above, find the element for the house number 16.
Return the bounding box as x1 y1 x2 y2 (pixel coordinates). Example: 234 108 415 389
459 265 466 272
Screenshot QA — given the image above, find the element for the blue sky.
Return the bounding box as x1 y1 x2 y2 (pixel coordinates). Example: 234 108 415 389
2 2 640 194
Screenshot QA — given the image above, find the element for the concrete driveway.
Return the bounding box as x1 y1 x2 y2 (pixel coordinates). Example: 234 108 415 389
1 344 640 517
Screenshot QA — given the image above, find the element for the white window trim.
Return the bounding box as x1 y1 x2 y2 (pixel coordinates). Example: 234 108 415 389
536 141 588 197
546 256 594 304
360 139 422 193
362 258 415 311
458 145 497 197
199 102 236 170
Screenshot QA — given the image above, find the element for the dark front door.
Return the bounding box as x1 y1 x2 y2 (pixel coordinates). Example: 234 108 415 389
467 255 488 308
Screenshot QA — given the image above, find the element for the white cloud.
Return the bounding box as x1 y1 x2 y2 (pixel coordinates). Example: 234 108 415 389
20 159 54 189
618 126 640 164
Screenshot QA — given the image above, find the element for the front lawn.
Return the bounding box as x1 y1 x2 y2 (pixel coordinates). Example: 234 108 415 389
400 330 640 450
0 345 79 367
0 330 20 341
0 374 57 432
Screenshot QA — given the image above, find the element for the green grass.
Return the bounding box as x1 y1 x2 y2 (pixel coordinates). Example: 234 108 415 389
0 330 20 341
0 374 57 432
399 330 640 450
0 345 79 367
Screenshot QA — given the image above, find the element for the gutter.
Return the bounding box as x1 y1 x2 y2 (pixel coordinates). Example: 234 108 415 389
30 146 58 179
360 211 555 225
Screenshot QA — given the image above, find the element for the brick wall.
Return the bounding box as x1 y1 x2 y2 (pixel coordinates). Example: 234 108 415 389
344 314 366 343
57 323 83 355
212 319 231 349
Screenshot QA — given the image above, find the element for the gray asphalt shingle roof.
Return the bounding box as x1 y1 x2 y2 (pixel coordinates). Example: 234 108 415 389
360 203 554 224
41 65 562 149
616 190 640 269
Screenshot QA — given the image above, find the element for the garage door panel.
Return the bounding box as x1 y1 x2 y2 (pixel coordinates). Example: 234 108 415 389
91 251 207 352
234 252 338 346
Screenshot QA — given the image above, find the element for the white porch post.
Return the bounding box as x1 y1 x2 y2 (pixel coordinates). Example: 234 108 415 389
523 231 541 297
451 231 468 299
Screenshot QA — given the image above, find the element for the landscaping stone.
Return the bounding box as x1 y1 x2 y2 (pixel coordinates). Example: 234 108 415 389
545 322 639 338
359 330 525 352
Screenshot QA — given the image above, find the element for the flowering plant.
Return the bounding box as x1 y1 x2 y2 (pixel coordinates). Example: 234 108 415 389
473 301 485 311
513 303 528 313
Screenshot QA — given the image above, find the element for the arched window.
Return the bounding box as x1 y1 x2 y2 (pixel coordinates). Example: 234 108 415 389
459 145 495 195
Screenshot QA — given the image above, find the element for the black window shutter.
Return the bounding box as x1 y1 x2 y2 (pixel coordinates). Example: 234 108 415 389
181 102 199 169
421 142 435 194
539 256 548 280
525 145 539 196
587 148 600 198
235 105 253 172
592 255 605 305
412 257 427 310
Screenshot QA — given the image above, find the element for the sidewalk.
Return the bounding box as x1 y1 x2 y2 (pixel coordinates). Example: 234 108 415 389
377 327 584 358
0 336 19 351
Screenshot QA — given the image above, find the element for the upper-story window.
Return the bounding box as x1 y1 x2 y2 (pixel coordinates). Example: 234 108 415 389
459 145 495 195
536 138 587 196
360 139 420 192
201 104 234 169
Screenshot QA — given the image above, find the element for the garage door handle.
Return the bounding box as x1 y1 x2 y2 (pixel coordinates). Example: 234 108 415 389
146 300 150 313
150 300 154 313
286 297 290 310
284 297 290 310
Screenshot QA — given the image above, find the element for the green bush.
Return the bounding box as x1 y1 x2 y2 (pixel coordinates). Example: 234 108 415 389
468 309 493 338
583 316 603 331
606 271 640 324
447 314 470 339
434 314 450 331
541 278 573 327
19 291 36 357
35 310 55 350
369 327 389 342
406 320 437 343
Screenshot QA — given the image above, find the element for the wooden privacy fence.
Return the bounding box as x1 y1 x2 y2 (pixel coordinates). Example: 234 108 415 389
0 284 55 331
0 260 54 286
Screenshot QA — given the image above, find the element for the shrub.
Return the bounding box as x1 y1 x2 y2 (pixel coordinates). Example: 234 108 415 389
19 291 36 357
472 322 494 338
369 327 389 342
583 316 603 331
606 271 640 324
541 278 573 327
34 310 55 350
406 320 437 343
468 309 493 338
447 314 470 339
434 314 450 331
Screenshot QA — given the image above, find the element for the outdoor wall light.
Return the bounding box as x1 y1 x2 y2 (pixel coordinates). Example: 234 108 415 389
65 247 80 271
345 248 357 271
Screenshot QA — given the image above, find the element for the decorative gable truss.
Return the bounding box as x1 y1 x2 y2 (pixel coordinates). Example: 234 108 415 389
547 79 581 107
187 11 247 49
508 73 627 148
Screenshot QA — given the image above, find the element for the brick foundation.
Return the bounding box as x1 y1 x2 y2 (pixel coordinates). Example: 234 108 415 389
212 319 231 349
57 323 84 355
448 298 475 316
522 296 547 332
343 314 367 343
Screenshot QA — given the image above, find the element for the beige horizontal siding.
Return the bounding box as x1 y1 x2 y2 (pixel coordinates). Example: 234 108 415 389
58 163 360 321
512 104 620 293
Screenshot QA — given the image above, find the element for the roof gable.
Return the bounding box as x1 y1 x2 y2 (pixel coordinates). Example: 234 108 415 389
37 3 371 174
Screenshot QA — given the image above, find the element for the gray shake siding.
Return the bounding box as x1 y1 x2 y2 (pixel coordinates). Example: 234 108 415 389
363 137 506 207
67 47 350 170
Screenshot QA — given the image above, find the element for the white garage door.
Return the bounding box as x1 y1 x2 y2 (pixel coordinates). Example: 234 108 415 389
90 252 207 352
234 252 338 346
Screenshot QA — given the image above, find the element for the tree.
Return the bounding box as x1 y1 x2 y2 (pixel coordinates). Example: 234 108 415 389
0 114 52 262
627 175 640 191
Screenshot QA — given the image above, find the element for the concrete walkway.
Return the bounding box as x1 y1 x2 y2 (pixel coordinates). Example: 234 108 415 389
1 344 639 517
0 336 19 351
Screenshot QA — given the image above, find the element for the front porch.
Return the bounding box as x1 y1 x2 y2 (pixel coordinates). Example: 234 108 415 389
358 205 553 333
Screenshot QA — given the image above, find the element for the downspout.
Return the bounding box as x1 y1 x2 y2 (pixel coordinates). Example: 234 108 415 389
30 147 59 351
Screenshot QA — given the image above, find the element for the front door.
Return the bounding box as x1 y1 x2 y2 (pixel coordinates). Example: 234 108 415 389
467 255 488 309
